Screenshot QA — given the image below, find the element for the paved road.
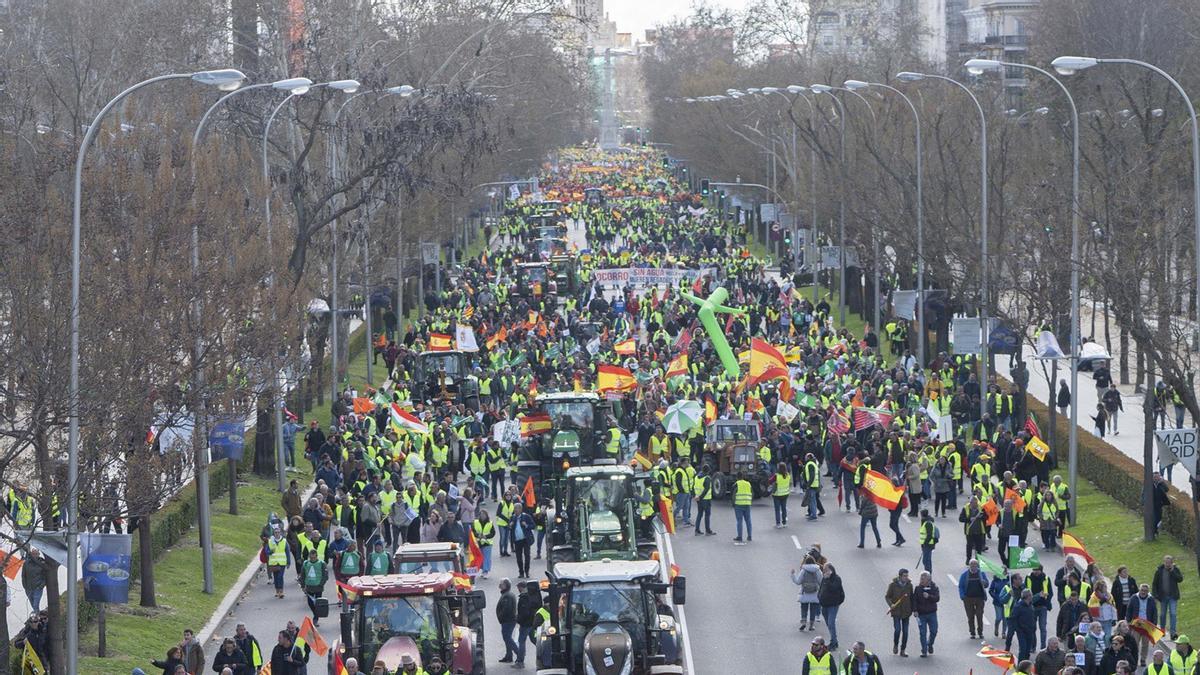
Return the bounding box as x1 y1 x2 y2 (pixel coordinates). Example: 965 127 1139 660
670 483 1067 673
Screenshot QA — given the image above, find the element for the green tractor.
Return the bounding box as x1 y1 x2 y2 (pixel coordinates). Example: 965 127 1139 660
514 393 615 493
545 465 659 569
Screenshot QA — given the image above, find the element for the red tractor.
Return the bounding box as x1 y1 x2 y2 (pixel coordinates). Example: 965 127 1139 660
331 572 486 674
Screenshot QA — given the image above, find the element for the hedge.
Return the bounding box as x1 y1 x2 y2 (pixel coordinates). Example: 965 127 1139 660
1015 378 1200 549
65 324 369 636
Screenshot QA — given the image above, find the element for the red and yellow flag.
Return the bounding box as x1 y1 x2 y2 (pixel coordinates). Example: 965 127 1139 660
466 529 483 569
597 364 637 392
748 338 788 385
428 333 453 351
1130 617 1165 644
665 353 688 379
614 338 637 355
862 469 906 510
976 644 1015 672
1061 531 1095 564
331 650 348 675
704 396 717 425
658 497 675 534
520 413 552 437
486 325 508 350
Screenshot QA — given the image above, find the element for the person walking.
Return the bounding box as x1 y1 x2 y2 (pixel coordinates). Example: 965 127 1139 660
1025 564 1054 650
959 497 988 565
21 549 47 612
887 483 906 546
913 571 940 657
791 553 822 631
1056 380 1071 417
885 568 914 657
1102 383 1123 435
917 509 937 571
514 583 543 668
1152 555 1183 639
857 488 881 548
510 503 536 579
801 636 834 675
496 578 519 664
212 637 250 675
818 563 844 650
1033 636 1066 675
301 546 329 625
771 462 791 527
1091 404 1108 438
1007 589 1038 662
803 452 824 519
841 641 884 674
959 558 989 640
989 570 1013 639
1125 583 1158 665
733 471 753 543
233 623 263 673
269 630 308 675
693 465 715 536
265 525 291 599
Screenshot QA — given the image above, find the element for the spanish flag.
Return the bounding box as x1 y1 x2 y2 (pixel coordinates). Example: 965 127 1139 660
428 333 453 351
466 529 484 569
331 650 349 675
748 338 788 384
665 353 688 379
520 413 553 437
862 469 906 510
658 497 675 534
614 338 637 355
486 326 508 350
1130 617 1165 644
1062 531 1095 564
704 396 717 425
597 364 637 392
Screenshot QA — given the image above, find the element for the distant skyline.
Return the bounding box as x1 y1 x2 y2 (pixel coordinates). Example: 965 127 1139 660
604 0 748 39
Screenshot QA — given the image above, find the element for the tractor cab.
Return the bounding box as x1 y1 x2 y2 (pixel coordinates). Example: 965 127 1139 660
537 559 685 675
702 419 770 499
547 465 656 566
413 350 480 410
393 542 468 577
334 573 486 675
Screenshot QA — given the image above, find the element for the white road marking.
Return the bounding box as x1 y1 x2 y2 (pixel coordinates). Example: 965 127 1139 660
661 532 695 674
947 573 991 625
791 535 803 550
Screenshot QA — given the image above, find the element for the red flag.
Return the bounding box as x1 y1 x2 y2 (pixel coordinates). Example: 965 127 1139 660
1024 413 1042 439
658 497 675 534
332 649 349 675
674 327 693 353
522 476 537 508
1 552 22 580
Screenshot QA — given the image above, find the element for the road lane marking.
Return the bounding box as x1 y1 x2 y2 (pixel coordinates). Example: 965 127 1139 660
791 535 803 550
661 531 694 673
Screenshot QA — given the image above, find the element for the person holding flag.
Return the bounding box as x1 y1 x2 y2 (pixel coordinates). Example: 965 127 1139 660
472 508 495 579
1125 582 1161 664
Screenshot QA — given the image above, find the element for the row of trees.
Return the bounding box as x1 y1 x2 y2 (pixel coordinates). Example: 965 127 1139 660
643 0 1200 421
0 0 592 670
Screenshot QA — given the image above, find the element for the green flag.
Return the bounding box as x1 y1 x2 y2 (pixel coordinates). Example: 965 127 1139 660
795 393 818 409
1007 544 1040 570
975 553 1007 578
818 360 836 376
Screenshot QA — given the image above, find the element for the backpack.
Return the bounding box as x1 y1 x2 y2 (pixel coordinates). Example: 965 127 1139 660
800 568 820 594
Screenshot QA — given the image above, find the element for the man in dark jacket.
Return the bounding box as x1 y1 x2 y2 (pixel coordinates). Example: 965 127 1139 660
1033 636 1066 675
510 504 536 579
212 637 250 675
269 630 307 675
885 569 914 657
1152 555 1184 639
233 623 264 673
1065 634 1096 675
1055 590 1086 641
1025 564 1054 649
913 571 940 657
1125 583 1159 663
841 641 884 674
1006 589 1038 662
496 578 519 663
515 584 543 667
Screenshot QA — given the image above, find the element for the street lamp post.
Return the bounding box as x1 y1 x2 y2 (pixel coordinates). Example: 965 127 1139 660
262 79 360 492
966 58 1081 524
69 67 247 674
330 85 416 385
190 75 310 594
898 71 990 422
845 79 925 368
1052 55 1200 352
809 85 849 327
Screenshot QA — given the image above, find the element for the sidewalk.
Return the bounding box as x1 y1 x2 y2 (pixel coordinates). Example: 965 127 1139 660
996 346 1194 496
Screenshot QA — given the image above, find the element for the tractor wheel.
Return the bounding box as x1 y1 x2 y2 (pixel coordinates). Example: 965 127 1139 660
467 601 487 675
710 471 727 500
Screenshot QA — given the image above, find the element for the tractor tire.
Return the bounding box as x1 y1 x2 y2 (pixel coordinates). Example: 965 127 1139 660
548 546 577 568
468 602 487 675
710 471 727 500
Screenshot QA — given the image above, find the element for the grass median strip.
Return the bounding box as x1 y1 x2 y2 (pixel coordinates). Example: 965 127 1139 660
79 334 380 673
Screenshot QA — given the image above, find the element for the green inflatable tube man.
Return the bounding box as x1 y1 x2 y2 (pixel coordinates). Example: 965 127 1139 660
681 286 744 380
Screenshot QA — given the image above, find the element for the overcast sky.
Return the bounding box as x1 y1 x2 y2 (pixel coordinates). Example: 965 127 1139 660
605 0 748 39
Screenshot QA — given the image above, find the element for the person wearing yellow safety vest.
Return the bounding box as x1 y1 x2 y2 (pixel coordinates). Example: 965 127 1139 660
1144 647 1171 675
265 525 290 598
840 641 884 674
606 419 622 458
488 441 508 500
496 490 517 557
733 472 753 543
801 636 833 675
473 509 495 578
233 622 263 673
672 458 695 526
803 453 825 521
771 462 792 528
692 464 715 536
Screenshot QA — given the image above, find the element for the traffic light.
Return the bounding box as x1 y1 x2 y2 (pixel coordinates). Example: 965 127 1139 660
701 179 710 196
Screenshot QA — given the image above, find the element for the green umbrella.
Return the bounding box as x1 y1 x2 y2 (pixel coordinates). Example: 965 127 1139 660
662 400 703 435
